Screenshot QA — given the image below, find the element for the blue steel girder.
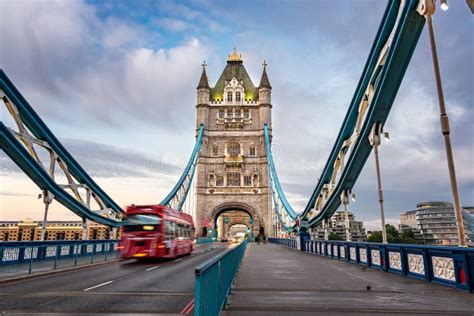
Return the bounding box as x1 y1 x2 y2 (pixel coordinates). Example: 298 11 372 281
160 124 204 211
0 123 121 226
263 0 425 231
1 70 124 223
304 0 425 227
264 124 298 222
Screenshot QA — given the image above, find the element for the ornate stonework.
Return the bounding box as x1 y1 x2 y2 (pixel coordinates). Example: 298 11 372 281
194 51 272 237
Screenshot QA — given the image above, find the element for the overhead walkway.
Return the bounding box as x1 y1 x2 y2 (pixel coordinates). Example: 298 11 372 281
223 243 474 315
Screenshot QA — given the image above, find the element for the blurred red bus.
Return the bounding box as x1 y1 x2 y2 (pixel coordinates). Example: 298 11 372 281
119 204 195 259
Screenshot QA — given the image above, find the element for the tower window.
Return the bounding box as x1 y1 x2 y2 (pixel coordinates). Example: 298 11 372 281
227 142 241 157
236 92 241 102
249 146 256 157
227 172 241 186
244 175 252 186
235 108 241 118
212 144 219 156
227 92 233 102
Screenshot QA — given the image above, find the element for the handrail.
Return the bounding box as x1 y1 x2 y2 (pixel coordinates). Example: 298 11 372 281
194 241 248 316
270 237 474 293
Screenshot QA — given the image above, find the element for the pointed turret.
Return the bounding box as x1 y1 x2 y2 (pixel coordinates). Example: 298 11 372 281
197 61 210 90
258 61 271 89
258 60 272 129
196 61 210 129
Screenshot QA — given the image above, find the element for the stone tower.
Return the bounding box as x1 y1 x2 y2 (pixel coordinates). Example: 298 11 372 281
194 49 272 238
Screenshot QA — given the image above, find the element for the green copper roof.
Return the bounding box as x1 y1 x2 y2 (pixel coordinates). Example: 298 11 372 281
210 61 258 101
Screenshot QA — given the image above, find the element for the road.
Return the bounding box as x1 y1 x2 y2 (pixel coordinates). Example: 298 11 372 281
0 242 229 315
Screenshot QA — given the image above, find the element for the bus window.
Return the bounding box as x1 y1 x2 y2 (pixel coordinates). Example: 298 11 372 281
165 221 174 239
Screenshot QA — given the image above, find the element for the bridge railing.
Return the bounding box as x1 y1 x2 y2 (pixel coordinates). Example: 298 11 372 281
270 238 473 292
268 237 297 249
0 240 119 278
194 240 247 316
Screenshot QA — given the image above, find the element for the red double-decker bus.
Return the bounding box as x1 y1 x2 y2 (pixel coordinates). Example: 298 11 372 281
119 204 195 259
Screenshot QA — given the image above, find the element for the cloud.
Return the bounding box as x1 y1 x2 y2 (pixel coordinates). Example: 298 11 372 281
0 138 182 179
0 0 210 129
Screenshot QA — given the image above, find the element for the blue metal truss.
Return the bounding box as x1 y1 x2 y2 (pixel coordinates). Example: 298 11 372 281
160 124 204 211
264 0 426 231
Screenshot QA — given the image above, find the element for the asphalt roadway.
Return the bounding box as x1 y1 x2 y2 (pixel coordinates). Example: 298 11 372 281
0 242 229 315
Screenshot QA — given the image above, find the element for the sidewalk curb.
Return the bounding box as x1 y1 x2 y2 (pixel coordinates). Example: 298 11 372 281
0 258 121 285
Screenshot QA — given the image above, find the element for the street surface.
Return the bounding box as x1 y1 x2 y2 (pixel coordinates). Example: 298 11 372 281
0 243 228 315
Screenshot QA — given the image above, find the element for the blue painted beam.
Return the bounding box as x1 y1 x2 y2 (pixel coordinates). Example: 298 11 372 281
0 123 122 226
160 124 204 209
0 70 124 215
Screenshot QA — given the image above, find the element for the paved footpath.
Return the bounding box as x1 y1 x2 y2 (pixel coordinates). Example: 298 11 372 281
223 243 474 316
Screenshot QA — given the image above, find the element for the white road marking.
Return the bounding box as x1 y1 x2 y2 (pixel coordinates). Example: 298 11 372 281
174 258 182 262
83 281 113 292
146 265 160 271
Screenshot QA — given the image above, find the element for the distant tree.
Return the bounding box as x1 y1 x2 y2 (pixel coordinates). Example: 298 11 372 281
368 225 419 244
401 229 418 244
328 233 344 241
368 231 383 243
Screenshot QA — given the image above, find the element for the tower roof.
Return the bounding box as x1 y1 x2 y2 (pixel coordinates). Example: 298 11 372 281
211 49 258 100
259 61 271 89
197 61 210 90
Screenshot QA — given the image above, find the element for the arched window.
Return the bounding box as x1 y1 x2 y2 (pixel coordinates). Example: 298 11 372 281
249 145 256 157
227 142 241 157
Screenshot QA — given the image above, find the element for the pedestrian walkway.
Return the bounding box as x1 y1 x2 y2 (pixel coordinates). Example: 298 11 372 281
223 243 474 315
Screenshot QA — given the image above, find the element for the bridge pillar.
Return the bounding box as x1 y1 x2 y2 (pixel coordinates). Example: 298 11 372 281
297 230 310 251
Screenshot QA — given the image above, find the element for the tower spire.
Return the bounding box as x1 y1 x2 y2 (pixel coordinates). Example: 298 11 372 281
197 60 210 90
259 60 271 89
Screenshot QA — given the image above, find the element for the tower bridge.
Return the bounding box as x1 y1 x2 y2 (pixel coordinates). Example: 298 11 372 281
0 0 473 315
195 50 272 239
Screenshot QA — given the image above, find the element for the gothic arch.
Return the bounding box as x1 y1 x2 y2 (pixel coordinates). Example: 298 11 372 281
211 202 260 227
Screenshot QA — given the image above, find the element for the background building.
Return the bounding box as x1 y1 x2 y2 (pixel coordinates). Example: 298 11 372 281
312 210 366 241
0 219 115 242
399 201 474 246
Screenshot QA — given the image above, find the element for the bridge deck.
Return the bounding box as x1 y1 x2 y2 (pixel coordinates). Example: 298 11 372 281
223 243 474 315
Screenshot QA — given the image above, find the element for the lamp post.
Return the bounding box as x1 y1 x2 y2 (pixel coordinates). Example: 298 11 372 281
417 0 466 246
369 123 388 244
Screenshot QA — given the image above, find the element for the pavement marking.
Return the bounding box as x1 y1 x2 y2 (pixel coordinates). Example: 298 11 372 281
174 258 182 262
180 298 195 314
83 280 113 292
145 265 160 271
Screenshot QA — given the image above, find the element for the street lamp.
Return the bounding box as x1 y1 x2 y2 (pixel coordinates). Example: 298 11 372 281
417 0 466 246
440 0 449 10
369 123 387 244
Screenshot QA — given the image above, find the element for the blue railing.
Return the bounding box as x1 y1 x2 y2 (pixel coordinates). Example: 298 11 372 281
194 240 248 316
268 237 297 249
0 240 119 277
196 238 215 245
271 238 473 293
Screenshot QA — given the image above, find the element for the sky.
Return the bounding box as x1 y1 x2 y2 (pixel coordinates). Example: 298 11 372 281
0 0 473 230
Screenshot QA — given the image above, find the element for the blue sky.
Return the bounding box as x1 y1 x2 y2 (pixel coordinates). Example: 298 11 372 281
1 0 473 229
